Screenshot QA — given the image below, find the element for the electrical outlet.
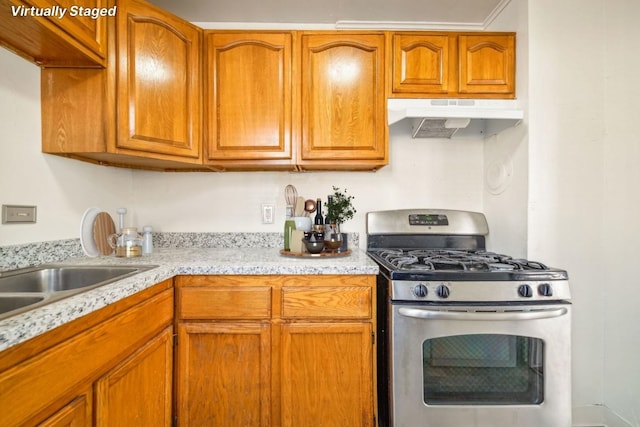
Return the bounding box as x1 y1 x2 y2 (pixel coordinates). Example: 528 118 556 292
261 204 274 224
2 205 37 224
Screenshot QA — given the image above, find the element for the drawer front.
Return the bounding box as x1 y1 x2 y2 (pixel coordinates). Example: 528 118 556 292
178 287 272 320
281 287 372 320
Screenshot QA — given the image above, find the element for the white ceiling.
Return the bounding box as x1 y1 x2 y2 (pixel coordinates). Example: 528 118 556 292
147 0 510 30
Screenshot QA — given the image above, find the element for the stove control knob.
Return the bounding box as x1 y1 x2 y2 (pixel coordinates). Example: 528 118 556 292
518 284 533 298
436 285 450 299
538 283 553 297
412 284 428 298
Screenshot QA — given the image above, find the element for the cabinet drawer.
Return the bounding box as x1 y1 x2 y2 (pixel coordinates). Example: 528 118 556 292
281 287 372 320
178 287 272 320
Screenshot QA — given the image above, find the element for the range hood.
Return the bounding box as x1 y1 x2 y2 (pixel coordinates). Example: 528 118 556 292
388 98 524 138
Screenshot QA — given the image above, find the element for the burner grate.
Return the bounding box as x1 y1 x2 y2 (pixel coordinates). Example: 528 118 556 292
374 249 549 273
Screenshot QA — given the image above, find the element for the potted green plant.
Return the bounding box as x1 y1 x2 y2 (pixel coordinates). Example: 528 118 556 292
324 186 356 251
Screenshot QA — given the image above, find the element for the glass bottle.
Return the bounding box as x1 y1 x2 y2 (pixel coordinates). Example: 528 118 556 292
314 198 324 232
284 205 296 251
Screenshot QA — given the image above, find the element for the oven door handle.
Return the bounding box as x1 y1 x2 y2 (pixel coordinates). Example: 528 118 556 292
398 307 568 321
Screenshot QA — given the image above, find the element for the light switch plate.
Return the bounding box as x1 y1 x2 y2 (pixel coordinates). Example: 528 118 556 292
261 204 274 224
2 205 37 224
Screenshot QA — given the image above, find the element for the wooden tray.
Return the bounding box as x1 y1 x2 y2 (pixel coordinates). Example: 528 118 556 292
280 249 352 258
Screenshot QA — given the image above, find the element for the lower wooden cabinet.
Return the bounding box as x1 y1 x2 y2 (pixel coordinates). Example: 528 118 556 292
281 322 373 427
39 327 173 427
0 280 174 426
39 391 93 427
0 274 376 426
176 322 272 426
175 275 376 427
95 327 173 426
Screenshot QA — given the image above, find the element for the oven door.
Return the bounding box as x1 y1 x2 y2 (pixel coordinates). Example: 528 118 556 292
390 303 571 427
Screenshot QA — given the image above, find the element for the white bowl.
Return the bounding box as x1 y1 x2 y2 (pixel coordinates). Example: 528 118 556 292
293 216 312 231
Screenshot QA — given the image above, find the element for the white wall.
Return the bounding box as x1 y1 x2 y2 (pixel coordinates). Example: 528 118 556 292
602 1 640 425
130 125 485 240
483 0 529 258
528 0 640 425
528 0 608 414
0 47 485 247
0 49 134 246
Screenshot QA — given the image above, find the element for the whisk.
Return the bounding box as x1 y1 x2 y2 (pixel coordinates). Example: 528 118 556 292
284 184 298 214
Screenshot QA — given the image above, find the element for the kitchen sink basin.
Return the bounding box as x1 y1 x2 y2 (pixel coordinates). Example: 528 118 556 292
0 266 143 293
0 265 156 320
0 296 46 316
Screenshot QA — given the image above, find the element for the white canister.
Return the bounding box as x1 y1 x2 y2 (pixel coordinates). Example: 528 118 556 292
293 216 312 232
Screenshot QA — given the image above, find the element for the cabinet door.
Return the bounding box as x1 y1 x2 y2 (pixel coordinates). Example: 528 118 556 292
116 0 202 160
176 322 271 427
458 34 515 96
94 327 173 427
205 32 295 170
299 33 387 169
38 391 92 427
280 322 374 427
25 0 109 61
391 33 455 94
0 0 107 67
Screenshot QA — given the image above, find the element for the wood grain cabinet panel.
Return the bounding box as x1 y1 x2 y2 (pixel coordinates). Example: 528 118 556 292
0 0 108 67
176 322 272 426
175 275 376 426
391 33 454 94
390 31 516 99
178 286 272 320
0 281 174 426
41 0 204 171
299 32 387 170
281 286 372 319
95 326 173 427
116 0 201 159
28 0 108 61
38 391 92 427
458 34 515 95
281 322 373 427
205 32 295 171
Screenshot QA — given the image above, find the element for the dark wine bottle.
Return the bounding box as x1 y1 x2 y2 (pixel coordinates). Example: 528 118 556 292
314 198 324 231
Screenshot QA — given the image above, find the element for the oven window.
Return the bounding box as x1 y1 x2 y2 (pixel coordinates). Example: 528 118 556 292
423 334 544 405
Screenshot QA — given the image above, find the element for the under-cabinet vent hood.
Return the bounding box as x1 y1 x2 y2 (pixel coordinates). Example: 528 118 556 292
388 98 524 138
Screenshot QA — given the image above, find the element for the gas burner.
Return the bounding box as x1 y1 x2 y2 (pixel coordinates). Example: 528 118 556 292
372 249 550 273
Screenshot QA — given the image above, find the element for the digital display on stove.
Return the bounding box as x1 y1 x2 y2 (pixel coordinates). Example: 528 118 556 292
409 214 449 226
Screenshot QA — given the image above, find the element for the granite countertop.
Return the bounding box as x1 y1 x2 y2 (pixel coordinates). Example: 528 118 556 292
0 247 378 352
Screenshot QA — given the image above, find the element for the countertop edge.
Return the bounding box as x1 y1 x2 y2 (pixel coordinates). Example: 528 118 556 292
0 247 378 352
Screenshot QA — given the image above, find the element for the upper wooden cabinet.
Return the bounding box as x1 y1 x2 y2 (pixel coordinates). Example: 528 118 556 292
19 0 515 172
41 0 204 170
205 31 388 171
299 32 388 170
205 32 296 171
390 32 515 98
115 0 202 160
0 0 109 67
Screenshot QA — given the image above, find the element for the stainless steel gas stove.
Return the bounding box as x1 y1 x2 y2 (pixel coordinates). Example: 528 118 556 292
367 209 572 427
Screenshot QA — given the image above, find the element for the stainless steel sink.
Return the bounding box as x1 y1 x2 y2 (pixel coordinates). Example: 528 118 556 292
0 265 156 320
0 296 46 314
0 266 142 293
